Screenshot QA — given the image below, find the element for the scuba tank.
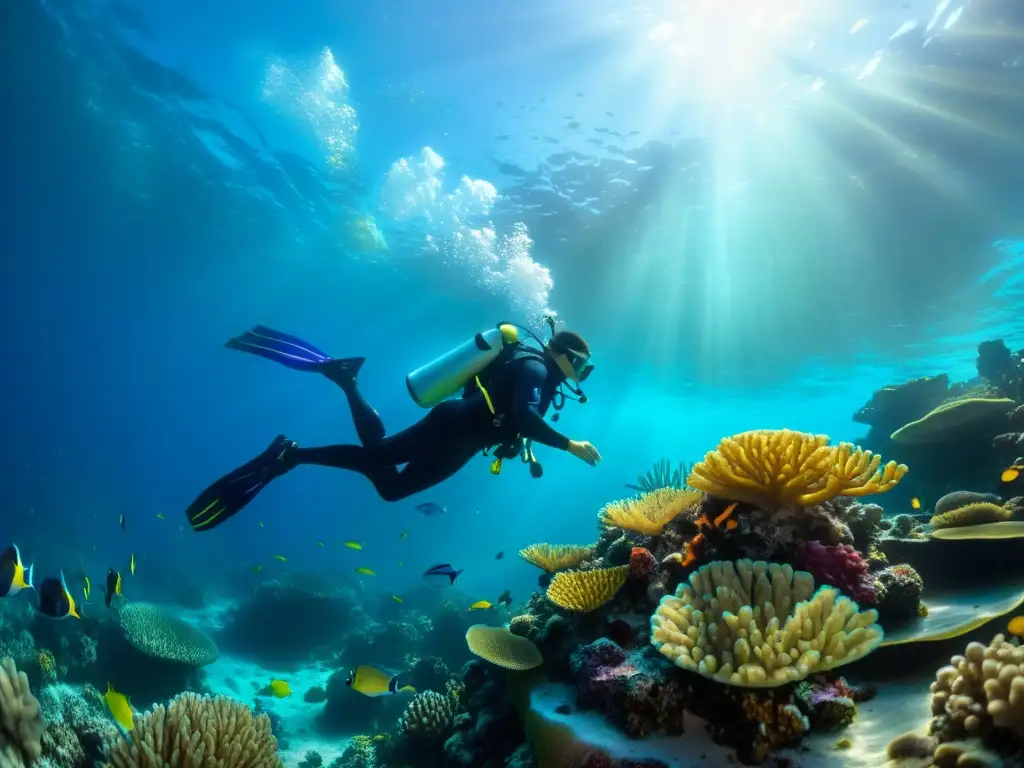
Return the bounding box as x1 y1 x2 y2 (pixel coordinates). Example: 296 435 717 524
406 323 520 408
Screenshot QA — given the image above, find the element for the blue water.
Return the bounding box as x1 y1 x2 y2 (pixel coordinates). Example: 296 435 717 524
3 0 1024 613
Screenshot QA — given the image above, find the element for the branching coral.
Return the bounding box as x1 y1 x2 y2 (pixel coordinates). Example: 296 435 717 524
598 488 703 535
465 625 542 671
686 429 907 508
103 693 282 767
793 542 875 605
0 657 44 767
929 502 1012 529
546 566 630 612
651 560 884 687
930 633 1024 743
117 603 219 666
517 544 591 573
398 691 458 740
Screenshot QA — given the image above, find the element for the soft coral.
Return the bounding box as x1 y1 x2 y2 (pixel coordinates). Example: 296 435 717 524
794 541 876 605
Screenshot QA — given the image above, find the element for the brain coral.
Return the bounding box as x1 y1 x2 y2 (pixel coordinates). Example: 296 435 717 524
117 603 219 666
651 559 883 687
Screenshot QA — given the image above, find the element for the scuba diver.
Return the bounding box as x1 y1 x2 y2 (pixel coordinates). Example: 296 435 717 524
185 320 602 531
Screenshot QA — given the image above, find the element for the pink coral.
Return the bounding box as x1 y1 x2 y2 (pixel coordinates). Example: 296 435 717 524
628 547 656 579
794 541 875 605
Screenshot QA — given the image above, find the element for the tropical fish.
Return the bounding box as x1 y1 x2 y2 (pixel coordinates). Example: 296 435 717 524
415 502 446 517
156 513 165 520
399 531 409 541
468 600 493 611
83 576 91 602
398 685 417 693
259 679 292 698
272 555 287 562
344 541 363 550
38 572 80 620
129 553 136 576
682 502 739 568
355 567 376 576
105 569 122 608
316 541 325 548
104 682 134 732
1008 615 1024 637
253 565 263 574
911 497 921 510
423 564 462 587
391 595 404 604
497 589 512 608
345 665 411 697
494 551 504 560
0 545 34 598
1002 465 1023 484
119 515 126 530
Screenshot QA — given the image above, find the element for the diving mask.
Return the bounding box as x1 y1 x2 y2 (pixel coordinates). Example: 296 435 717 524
555 346 594 383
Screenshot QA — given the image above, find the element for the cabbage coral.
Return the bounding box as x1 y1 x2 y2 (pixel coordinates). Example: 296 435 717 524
686 429 907 508
518 544 591 572
546 565 630 612
651 559 883 687
598 488 702 535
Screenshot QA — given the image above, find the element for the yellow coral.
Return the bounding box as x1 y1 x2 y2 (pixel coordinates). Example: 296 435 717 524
518 544 591 572
546 565 629 612
598 488 703 535
686 429 907 507
651 559 884 688
465 625 543 670
929 502 1011 529
35 649 55 681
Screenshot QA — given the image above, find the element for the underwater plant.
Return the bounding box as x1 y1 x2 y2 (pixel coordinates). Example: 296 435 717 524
624 458 692 493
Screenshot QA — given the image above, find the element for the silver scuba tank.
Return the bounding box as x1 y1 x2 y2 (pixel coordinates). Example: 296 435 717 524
406 323 520 408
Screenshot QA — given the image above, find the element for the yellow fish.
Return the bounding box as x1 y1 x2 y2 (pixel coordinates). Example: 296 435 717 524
911 497 921 510
391 595 404 604
1002 465 1023 484
316 541 325 548
83 576 91 602
156 513 165 520
344 541 363 550
468 600 493 611
253 565 263 574
399 531 409 541
1008 616 1024 637
272 555 287 562
104 682 133 732
129 553 135 576
345 665 411 697
355 567 376 576
262 679 291 698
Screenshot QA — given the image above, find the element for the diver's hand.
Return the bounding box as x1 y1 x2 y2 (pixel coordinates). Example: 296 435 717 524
567 440 602 466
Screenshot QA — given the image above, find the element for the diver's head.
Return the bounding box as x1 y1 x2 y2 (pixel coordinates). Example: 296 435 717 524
546 330 593 384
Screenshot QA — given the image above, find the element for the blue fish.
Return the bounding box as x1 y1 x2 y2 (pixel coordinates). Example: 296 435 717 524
415 502 447 517
423 564 462 587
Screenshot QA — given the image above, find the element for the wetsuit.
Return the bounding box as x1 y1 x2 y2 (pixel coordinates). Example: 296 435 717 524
286 352 571 501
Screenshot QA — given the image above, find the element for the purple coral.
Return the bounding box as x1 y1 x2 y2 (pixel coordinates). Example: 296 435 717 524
794 541 875 605
569 640 686 737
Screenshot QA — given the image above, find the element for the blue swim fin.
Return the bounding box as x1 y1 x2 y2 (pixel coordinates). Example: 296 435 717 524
225 326 331 371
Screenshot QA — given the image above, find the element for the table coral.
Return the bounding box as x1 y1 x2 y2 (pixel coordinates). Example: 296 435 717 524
547 566 630 613
465 625 542 671
519 544 592 573
687 429 907 508
598 488 702 535
651 559 884 687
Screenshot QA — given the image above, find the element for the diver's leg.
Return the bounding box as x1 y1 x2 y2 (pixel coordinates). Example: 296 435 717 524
331 372 387 446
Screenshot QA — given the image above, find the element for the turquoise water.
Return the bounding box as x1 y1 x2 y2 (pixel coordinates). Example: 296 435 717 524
2 1 1024 762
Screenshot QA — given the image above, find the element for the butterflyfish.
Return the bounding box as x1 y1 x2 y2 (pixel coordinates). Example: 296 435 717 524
1002 465 1023 484
911 497 921 510
38 572 80 620
0 544 34 597
259 679 292 698
104 569 122 608
104 683 134 731
1008 615 1024 637
468 600 493 611
345 665 409 697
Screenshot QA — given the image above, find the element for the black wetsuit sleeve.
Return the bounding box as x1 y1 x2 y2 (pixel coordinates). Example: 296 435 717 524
512 360 572 451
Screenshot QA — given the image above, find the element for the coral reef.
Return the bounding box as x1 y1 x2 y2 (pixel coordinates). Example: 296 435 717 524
627 547 656 580
398 691 459 739
518 544 591 573
0 657 44 767
934 490 1003 516
793 541 875 605
891 397 1016 444
687 429 907 507
103 692 282 767
598 488 702 535
651 559 883 687
116 603 218 666
930 501 1013 529
794 677 859 731
873 563 925 624
625 458 692 494
38 683 118 768
465 625 542 671
547 566 629 612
